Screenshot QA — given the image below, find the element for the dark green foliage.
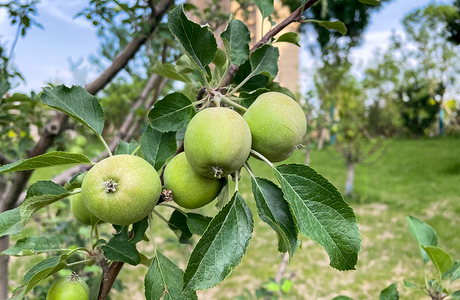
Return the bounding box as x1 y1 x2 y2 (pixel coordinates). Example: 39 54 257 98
444 0 460 45
395 75 442 138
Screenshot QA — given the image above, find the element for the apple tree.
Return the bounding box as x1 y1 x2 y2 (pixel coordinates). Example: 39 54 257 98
0 0 378 299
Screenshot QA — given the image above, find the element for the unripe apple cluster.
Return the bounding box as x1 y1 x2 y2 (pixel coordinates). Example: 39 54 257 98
165 92 306 209
77 92 306 224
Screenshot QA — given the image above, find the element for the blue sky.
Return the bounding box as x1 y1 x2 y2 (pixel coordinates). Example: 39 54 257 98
0 0 454 94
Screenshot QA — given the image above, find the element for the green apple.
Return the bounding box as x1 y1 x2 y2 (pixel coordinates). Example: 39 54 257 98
74 135 88 147
243 92 306 162
69 145 84 154
81 155 161 225
184 107 251 178
46 273 89 300
71 193 98 225
164 152 222 209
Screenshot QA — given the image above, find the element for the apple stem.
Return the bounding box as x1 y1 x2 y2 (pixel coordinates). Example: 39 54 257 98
250 150 274 168
131 144 141 155
226 74 253 96
234 170 239 192
243 162 255 179
159 203 188 216
219 94 247 112
152 209 170 227
97 134 113 157
66 258 95 267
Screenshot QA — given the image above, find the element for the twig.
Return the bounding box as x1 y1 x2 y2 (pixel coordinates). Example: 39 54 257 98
97 262 124 300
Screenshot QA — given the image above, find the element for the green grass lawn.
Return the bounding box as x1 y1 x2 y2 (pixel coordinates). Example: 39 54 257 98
8 138 460 300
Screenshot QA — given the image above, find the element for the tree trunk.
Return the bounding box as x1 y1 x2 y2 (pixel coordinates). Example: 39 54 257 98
0 236 9 300
305 148 311 165
317 128 325 150
345 163 355 196
275 252 290 284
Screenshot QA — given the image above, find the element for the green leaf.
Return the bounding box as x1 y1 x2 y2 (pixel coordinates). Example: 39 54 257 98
307 20 347 36
403 280 418 288
359 0 380 5
0 207 22 237
451 291 460 300
442 260 460 280
332 297 354 300
148 92 196 132
406 216 438 264
168 4 217 75
130 217 149 244
140 127 176 171
186 213 212 235
250 176 297 255
274 164 361 271
233 60 270 92
0 181 71 237
280 278 292 293
275 32 301 47
64 171 87 191
2 236 60 256
215 177 229 209
250 44 279 79
152 61 192 83
101 239 141 266
254 0 274 19
239 88 270 108
267 82 296 100
422 246 453 278
168 210 193 244
0 78 10 97
176 54 195 74
221 19 251 66
266 282 280 292
41 85 104 136
451 266 460 283
21 181 70 224
183 192 253 290
379 283 399 300
10 255 67 299
0 151 92 174
145 250 198 300
115 140 139 155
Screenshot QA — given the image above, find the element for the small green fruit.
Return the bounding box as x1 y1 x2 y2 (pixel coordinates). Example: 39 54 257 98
184 107 251 178
243 92 306 162
46 273 89 300
71 193 98 225
81 155 161 225
164 153 223 209
74 135 88 147
69 145 84 154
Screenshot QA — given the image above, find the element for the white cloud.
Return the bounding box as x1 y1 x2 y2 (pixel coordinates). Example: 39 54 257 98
0 9 7 25
39 0 93 30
